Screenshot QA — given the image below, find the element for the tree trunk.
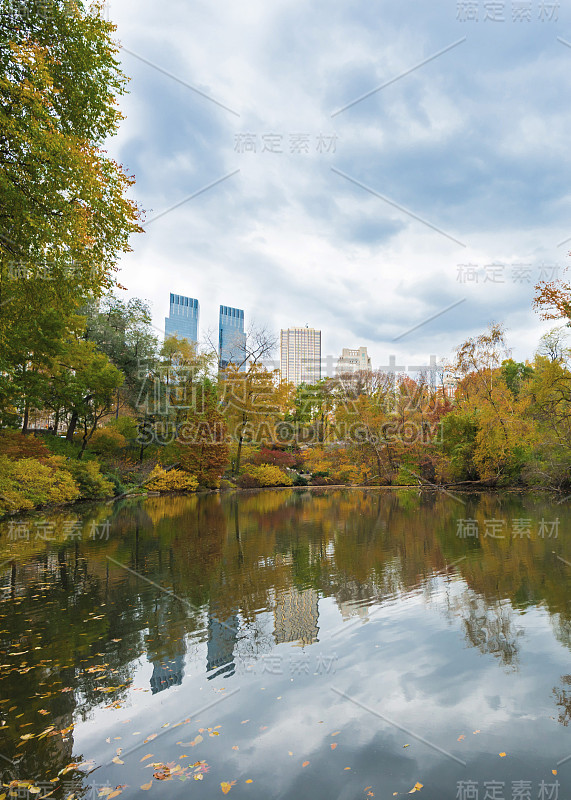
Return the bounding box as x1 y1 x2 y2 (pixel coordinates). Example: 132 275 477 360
21 400 29 434
66 410 78 442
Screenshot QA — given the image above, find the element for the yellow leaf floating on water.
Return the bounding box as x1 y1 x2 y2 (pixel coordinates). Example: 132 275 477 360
302 761 310 768
457 735 465 741
140 783 152 791
473 730 480 734
232 746 239 751
331 731 340 737
245 779 253 783
111 757 124 765
220 781 236 794
140 754 153 762
403 744 410 748
499 753 506 758
331 743 338 750
552 770 558 776
408 782 423 793
344 767 351 771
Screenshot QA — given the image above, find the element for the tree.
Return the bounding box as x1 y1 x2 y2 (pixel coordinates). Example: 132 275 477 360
0 0 142 426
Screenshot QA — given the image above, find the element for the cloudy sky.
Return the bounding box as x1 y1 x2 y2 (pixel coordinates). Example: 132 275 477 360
106 0 570 371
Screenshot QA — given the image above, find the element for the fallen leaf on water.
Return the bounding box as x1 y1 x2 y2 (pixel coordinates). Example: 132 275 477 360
473 730 480 734
499 753 506 758
408 783 423 793
111 757 124 765
144 734 157 743
194 774 204 781
140 783 152 791
245 779 252 783
302 761 309 768
232 746 239 751
107 791 122 799
331 744 338 750
331 731 340 737
220 781 236 794
344 767 351 771
140 754 153 762
288 751 293 756
457 735 465 741
552 770 558 776
241 720 249 724
403 744 410 748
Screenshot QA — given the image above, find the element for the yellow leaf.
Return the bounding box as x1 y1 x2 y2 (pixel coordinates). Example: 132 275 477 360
140 783 152 791
220 781 236 794
245 779 253 783
232 746 239 751
344 767 351 771
552 770 558 776
457 735 465 741
112 757 124 765
140 755 153 762
408 783 423 793
499 753 506 758
107 792 122 799
403 744 410 748
331 731 340 736
302 761 310 768
331 743 338 750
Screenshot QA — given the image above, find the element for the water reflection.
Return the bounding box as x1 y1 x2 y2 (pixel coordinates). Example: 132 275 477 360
0 489 570 798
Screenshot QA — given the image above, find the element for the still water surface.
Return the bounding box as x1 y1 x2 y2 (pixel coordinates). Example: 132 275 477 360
0 488 570 799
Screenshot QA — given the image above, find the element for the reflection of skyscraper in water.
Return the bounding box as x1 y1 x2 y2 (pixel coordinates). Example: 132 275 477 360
274 587 319 646
206 610 239 680
147 597 187 694
150 653 185 694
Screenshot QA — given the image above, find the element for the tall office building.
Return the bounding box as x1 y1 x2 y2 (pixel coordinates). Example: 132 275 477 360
280 327 321 386
165 293 199 344
219 305 246 370
336 347 372 374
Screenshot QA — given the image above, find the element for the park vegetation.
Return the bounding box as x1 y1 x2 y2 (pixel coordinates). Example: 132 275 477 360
2 1 571 516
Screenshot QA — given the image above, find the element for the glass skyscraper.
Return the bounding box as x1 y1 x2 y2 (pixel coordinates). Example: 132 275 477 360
219 305 246 370
165 293 199 344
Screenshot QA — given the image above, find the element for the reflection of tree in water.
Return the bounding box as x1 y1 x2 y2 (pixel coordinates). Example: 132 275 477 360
553 676 571 726
460 593 523 668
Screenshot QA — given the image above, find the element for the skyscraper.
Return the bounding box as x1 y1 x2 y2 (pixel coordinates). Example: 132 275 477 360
165 293 199 344
219 305 246 370
280 326 321 385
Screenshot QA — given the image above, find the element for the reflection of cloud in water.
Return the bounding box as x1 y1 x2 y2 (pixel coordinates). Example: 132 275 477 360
206 612 239 680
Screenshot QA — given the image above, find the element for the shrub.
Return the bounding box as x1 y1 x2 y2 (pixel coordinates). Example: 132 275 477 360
251 447 297 469
0 455 80 515
292 473 309 486
243 464 293 487
236 473 261 489
146 465 199 493
89 427 127 456
63 459 115 499
0 430 51 462
219 479 235 492
107 416 139 440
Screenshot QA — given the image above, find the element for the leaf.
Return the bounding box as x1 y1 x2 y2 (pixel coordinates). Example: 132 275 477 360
241 720 249 724
245 779 253 783
140 784 152 791
112 757 124 765
232 746 239 751
552 770 558 776
408 783 423 793
331 744 338 750
499 752 506 758
344 767 351 771
302 761 309 768
473 730 480 734
220 781 236 794
140 754 153 762
457 735 465 741
331 731 340 736
107 792 122 799
403 744 410 748
144 734 157 743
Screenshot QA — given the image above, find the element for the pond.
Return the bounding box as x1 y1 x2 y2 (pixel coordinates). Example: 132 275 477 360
0 488 569 800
